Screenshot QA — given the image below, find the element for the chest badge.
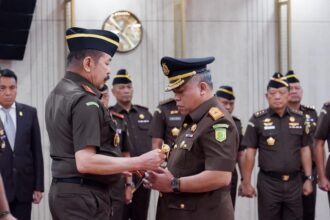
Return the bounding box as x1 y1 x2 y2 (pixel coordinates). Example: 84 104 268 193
183 123 188 128
114 133 120 147
191 124 197 132
289 116 295 122
139 114 145 119
170 110 179 115
171 127 180 137
267 137 275 146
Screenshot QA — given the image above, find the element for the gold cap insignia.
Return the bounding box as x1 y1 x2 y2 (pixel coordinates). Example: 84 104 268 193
267 137 275 146
162 63 170 76
191 124 197 132
289 117 295 122
171 127 180 137
114 133 120 147
139 114 145 119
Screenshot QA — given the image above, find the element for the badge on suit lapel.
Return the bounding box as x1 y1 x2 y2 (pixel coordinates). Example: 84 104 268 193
0 129 6 150
19 111 23 117
267 137 275 146
213 124 229 142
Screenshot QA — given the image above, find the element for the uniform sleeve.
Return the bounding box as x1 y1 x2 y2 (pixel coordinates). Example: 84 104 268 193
242 116 259 149
200 120 238 172
72 96 102 152
148 106 165 139
315 105 330 140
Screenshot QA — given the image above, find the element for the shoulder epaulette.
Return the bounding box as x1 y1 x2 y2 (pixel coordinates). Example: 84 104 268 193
134 104 149 110
301 104 315 111
159 98 175 106
232 115 241 122
110 111 124 119
208 107 224 120
254 109 268 118
81 84 96 96
290 108 303 116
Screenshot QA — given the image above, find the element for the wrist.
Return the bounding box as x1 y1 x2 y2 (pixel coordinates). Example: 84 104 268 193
171 177 180 193
0 211 10 219
304 175 315 182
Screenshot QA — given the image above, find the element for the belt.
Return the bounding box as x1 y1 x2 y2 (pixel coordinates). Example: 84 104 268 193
53 177 108 188
260 170 300 182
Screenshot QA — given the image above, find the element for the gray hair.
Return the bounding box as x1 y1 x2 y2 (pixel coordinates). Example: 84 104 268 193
190 69 213 90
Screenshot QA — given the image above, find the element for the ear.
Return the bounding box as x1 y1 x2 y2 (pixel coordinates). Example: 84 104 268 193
199 82 208 96
82 56 93 73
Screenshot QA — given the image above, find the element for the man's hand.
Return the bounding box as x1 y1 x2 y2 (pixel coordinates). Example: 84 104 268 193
238 182 256 198
138 149 166 171
303 180 313 196
318 176 330 192
32 191 43 204
124 186 133 204
143 167 174 192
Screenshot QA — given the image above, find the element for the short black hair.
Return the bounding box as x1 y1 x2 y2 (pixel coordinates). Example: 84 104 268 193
66 49 104 67
0 69 17 82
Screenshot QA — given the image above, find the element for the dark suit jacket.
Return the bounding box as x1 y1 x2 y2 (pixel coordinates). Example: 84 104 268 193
0 102 44 202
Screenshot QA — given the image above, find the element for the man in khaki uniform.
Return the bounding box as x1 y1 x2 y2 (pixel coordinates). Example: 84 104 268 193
286 70 318 220
239 73 313 220
45 27 165 220
144 56 238 220
215 85 245 208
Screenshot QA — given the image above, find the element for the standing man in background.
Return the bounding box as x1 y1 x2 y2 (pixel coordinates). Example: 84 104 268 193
0 69 44 220
314 102 330 206
99 84 133 220
286 70 318 220
110 69 152 220
239 73 313 220
215 85 245 208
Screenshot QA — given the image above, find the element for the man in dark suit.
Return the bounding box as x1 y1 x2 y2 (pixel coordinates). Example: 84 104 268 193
0 69 44 220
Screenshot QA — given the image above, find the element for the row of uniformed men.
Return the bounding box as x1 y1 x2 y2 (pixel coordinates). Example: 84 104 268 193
45 26 330 220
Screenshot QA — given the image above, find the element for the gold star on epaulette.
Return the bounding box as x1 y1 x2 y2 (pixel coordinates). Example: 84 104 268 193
254 109 268 118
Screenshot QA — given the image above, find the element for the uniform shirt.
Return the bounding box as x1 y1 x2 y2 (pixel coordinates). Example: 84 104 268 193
314 102 330 151
242 107 311 173
148 98 183 147
233 116 245 152
45 72 121 184
110 103 152 157
158 97 238 219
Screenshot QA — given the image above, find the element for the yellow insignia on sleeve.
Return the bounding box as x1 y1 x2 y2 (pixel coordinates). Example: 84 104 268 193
208 107 224 121
212 124 228 142
86 101 99 108
139 114 145 119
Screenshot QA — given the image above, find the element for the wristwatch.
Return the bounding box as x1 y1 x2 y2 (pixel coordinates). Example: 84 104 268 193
171 178 180 192
304 175 315 181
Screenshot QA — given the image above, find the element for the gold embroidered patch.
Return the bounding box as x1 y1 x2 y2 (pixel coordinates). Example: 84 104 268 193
208 107 224 120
